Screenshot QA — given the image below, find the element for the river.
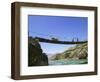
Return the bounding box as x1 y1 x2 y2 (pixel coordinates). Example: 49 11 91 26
49 59 87 66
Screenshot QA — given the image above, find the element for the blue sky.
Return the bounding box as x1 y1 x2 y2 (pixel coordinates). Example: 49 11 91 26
28 15 88 55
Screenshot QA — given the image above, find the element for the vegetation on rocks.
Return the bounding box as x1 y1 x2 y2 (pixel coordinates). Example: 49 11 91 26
28 37 48 66
50 43 88 60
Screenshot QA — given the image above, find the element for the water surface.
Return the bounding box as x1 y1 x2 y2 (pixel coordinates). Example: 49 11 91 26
49 59 87 65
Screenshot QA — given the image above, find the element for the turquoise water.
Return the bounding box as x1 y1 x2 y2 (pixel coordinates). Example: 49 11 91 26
49 59 87 65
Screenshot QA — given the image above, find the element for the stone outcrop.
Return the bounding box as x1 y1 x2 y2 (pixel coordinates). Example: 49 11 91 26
28 37 48 66
50 43 88 60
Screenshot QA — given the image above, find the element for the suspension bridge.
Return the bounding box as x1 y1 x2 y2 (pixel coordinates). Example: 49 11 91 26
29 37 87 45
29 30 87 44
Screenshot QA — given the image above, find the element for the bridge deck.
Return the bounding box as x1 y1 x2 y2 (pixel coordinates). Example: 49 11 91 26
32 37 87 44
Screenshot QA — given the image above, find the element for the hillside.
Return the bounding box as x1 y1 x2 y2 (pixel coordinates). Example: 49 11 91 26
50 43 88 60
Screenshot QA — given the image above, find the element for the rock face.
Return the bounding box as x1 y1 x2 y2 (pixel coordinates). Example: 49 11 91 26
50 43 88 60
28 37 48 66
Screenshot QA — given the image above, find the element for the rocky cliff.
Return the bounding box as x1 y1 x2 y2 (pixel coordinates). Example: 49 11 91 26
50 43 88 60
28 37 48 66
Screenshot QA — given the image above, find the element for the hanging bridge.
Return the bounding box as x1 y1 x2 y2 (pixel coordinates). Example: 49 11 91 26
29 31 87 44
29 37 87 45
